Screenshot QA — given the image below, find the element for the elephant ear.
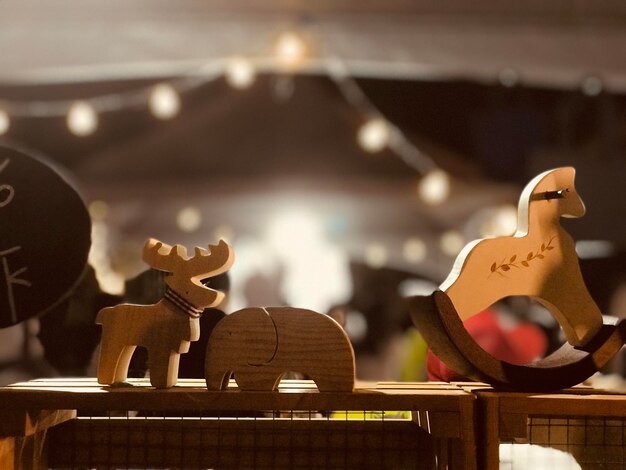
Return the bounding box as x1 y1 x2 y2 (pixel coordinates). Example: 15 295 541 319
219 308 278 366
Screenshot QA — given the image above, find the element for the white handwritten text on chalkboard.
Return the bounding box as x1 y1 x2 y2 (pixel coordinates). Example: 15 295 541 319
0 246 31 323
0 159 14 208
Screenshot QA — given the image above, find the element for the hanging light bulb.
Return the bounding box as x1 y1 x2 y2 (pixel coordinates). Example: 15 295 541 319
67 101 98 137
418 169 450 205
274 31 307 70
0 109 9 135
225 57 256 90
149 83 181 120
357 118 391 153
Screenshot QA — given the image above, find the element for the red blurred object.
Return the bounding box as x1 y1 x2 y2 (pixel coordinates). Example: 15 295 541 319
427 309 548 382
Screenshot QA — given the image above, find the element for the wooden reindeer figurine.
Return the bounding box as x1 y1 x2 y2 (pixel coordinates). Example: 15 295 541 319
441 166 603 347
96 239 234 388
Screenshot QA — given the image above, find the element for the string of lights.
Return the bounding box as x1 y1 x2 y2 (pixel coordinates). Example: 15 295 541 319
2 29 597 294
56 29 534 293
0 30 452 206
324 57 451 206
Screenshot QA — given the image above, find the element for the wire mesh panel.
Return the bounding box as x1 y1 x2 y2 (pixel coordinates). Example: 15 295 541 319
0 379 476 469
47 411 435 469
472 387 626 470
499 415 626 469
531 415 626 465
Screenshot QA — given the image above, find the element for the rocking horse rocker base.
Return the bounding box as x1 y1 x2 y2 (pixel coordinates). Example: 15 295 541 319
408 291 626 392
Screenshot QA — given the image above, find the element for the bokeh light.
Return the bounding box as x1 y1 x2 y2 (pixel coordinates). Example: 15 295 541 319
67 101 98 136
364 242 388 268
418 169 450 205
274 31 307 70
177 206 202 233
0 109 10 135
149 83 181 120
357 118 391 153
403 237 427 264
479 204 518 238
440 230 465 257
225 57 256 89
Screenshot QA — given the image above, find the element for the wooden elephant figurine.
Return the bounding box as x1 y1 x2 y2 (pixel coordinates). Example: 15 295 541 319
205 307 355 392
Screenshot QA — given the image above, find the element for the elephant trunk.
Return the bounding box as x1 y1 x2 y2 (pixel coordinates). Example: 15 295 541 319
205 308 278 390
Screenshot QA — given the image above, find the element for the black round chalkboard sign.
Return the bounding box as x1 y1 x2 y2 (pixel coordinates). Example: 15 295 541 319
0 145 91 327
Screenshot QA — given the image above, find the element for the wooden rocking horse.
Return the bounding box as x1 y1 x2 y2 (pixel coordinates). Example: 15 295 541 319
408 167 626 391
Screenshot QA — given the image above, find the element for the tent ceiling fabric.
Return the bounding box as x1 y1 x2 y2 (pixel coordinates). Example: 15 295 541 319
2 1 626 91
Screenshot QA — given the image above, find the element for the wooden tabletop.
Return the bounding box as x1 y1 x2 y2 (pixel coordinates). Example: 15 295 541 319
0 378 475 412
471 385 626 416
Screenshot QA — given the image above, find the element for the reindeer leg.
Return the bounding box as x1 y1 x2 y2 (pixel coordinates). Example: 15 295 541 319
148 347 180 389
114 346 137 383
97 344 121 385
98 330 136 385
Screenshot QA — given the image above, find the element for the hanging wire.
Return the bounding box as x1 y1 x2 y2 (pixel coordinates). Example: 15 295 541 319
0 51 442 177
325 56 438 175
1 61 225 118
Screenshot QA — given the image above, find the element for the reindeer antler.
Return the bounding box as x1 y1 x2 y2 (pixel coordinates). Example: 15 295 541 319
185 240 235 279
142 238 234 278
143 239 187 272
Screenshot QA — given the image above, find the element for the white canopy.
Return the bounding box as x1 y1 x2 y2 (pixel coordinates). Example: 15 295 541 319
1 0 626 91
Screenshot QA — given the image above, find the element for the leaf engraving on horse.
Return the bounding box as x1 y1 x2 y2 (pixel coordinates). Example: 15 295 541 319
440 167 602 347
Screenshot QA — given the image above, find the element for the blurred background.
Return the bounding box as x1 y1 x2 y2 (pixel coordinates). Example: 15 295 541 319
1 0 626 386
